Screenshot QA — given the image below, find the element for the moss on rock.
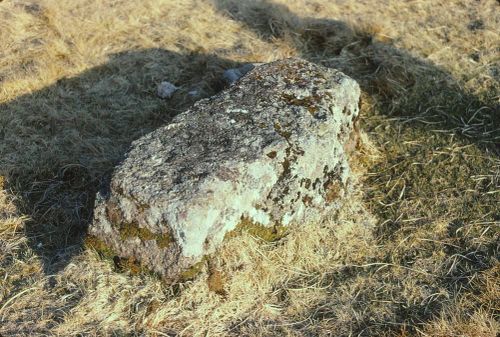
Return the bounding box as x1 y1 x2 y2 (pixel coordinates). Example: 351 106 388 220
118 221 172 249
225 216 287 242
84 235 117 258
180 260 206 281
155 232 173 249
113 256 147 275
119 221 155 241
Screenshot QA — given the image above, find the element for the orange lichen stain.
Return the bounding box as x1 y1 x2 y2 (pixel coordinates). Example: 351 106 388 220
267 151 277 159
207 268 227 297
324 181 342 203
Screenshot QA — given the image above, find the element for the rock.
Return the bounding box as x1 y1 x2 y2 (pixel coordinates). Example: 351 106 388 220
157 81 178 99
223 63 261 84
188 89 199 97
89 58 360 281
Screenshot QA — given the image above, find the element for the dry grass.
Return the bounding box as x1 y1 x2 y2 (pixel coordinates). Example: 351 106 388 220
0 0 499 336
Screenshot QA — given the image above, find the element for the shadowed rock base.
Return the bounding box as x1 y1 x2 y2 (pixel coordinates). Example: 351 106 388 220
88 58 360 282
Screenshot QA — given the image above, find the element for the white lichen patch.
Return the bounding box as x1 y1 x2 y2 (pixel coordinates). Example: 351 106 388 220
226 108 249 114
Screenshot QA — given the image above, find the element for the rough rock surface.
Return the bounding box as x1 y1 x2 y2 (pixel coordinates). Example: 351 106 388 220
89 58 360 281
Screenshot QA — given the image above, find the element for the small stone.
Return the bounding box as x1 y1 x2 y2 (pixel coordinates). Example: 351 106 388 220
188 89 199 97
223 63 261 84
157 81 178 99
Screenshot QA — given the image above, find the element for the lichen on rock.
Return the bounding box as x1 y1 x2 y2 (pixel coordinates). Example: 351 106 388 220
224 216 288 242
89 58 361 282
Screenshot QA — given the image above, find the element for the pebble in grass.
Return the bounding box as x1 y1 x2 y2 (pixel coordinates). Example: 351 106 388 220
157 81 178 99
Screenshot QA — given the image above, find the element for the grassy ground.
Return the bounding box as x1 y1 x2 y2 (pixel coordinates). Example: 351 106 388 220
0 0 498 336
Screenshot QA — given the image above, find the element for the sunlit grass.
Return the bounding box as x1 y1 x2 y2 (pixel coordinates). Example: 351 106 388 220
0 0 498 335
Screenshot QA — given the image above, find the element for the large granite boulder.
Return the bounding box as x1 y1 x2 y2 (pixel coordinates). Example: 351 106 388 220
89 58 360 281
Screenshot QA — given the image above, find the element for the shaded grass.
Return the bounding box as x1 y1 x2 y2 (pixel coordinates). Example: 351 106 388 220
1 48 242 273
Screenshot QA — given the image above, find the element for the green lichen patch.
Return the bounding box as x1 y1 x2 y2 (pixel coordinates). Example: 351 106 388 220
155 232 173 249
117 220 172 249
84 235 117 258
180 260 206 281
85 235 145 275
86 235 167 277
119 221 155 241
225 216 287 242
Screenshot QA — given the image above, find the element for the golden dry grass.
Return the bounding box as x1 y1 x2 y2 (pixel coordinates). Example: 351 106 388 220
0 0 499 336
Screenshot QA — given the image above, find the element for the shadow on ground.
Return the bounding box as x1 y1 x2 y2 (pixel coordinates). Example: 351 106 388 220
212 0 499 152
0 48 243 275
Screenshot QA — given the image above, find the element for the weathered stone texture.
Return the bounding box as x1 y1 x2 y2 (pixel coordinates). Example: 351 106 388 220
89 58 360 280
